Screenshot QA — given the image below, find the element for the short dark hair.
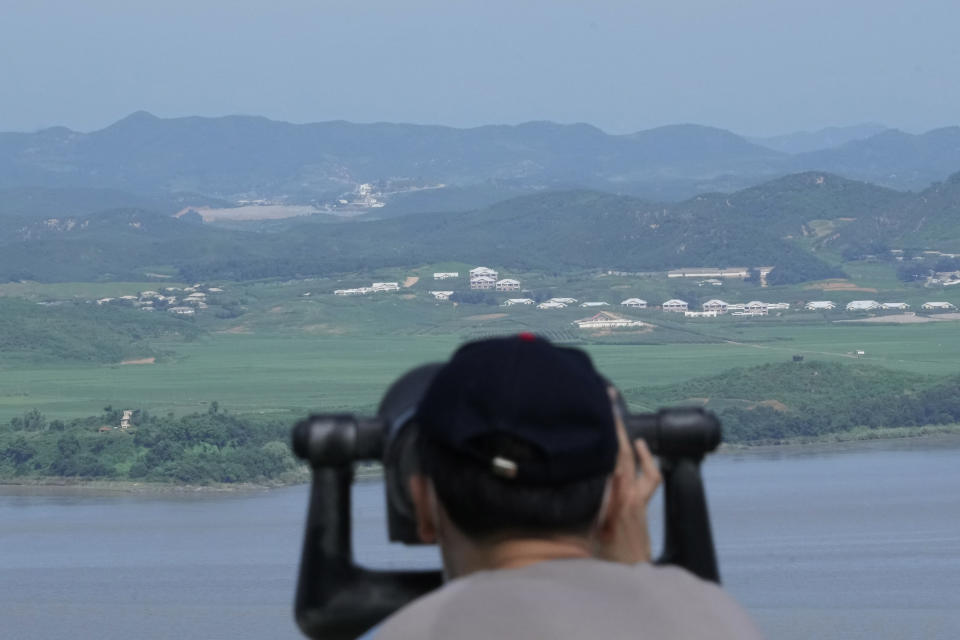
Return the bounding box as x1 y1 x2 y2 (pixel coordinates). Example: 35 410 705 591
416 430 609 542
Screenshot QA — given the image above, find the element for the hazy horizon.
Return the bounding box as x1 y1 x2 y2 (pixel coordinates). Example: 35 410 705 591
2 0 958 137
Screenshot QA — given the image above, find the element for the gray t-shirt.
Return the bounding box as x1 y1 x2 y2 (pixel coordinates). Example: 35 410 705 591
364 558 762 639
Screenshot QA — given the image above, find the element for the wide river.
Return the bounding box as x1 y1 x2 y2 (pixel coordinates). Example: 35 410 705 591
2 436 959 640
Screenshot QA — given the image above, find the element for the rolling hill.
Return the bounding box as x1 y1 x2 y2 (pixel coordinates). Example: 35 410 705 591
4 113 958 207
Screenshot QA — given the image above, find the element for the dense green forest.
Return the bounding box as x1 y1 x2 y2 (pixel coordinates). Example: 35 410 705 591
0 298 200 363
0 406 303 485
626 361 960 443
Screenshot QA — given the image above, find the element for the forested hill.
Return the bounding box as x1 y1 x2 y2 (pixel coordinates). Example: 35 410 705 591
0 184 845 284
625 361 960 443
3 112 959 203
4 168 960 284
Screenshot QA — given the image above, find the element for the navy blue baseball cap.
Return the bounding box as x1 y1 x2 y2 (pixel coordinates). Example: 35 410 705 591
414 334 618 484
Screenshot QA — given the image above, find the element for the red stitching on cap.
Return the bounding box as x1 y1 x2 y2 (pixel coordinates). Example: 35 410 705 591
518 332 537 342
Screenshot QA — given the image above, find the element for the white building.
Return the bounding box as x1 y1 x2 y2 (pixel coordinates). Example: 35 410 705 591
580 301 609 308
661 299 689 312
470 266 497 278
744 301 769 315
702 299 729 313
334 288 372 296
667 267 749 279
846 300 881 311
433 272 459 280
470 276 496 290
372 282 400 292
537 301 568 309
469 267 498 288
620 298 648 308
767 302 791 310
922 301 957 311
548 298 578 305
881 302 910 310
430 291 454 300
495 279 521 291
503 298 534 306
168 306 196 316
805 301 836 310
685 310 718 318
574 312 645 329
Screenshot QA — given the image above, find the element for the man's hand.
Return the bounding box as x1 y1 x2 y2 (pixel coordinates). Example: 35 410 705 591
594 388 663 564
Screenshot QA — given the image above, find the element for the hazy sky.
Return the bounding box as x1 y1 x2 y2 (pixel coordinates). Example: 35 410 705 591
1 0 958 136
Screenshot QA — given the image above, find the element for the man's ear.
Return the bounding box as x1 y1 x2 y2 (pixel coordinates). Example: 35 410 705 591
409 473 438 543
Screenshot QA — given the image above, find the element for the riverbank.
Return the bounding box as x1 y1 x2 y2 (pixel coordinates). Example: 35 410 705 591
720 423 960 450
4 426 959 494
0 473 308 495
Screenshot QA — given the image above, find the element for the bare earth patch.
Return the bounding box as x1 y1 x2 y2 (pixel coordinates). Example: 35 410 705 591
403 276 419 288
119 357 155 365
400 294 416 300
216 325 252 334
805 279 877 292
302 323 347 335
755 399 789 412
464 313 508 321
176 205 320 222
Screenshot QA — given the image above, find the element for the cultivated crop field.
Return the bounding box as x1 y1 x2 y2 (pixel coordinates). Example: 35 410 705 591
2 319 959 423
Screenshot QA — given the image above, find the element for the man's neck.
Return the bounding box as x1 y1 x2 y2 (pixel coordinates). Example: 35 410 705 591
445 536 593 579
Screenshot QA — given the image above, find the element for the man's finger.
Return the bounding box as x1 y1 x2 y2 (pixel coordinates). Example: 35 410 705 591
633 439 662 488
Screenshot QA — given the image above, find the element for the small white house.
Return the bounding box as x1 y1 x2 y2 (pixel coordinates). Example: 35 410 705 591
744 301 769 314
846 300 880 312
537 301 567 309
922 301 957 311
805 301 836 310
470 276 497 290
495 279 521 291
168 306 196 316
503 298 534 306
579 301 610 308
661 299 689 312
767 302 791 310
430 291 454 300
685 310 718 318
620 298 647 308
469 266 497 278
881 302 910 310
549 298 578 305
702 299 729 313
372 282 400 292
433 272 459 280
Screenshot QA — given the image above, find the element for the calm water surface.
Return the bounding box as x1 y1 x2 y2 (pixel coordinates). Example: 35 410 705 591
2 436 959 640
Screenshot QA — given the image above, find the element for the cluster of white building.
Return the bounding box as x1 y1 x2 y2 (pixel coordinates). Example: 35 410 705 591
804 300 957 312
468 267 521 291
95 284 223 316
334 282 400 296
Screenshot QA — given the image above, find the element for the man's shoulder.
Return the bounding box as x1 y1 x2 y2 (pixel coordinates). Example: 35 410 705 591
368 559 762 639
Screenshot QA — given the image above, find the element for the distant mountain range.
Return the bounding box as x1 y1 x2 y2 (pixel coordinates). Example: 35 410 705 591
747 124 890 154
3 168 958 284
1 113 958 207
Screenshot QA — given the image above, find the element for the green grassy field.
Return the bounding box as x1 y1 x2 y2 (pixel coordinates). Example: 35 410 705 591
2 268 960 424
2 320 959 422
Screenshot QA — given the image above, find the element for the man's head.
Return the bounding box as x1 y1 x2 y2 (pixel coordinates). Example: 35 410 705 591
409 334 630 574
